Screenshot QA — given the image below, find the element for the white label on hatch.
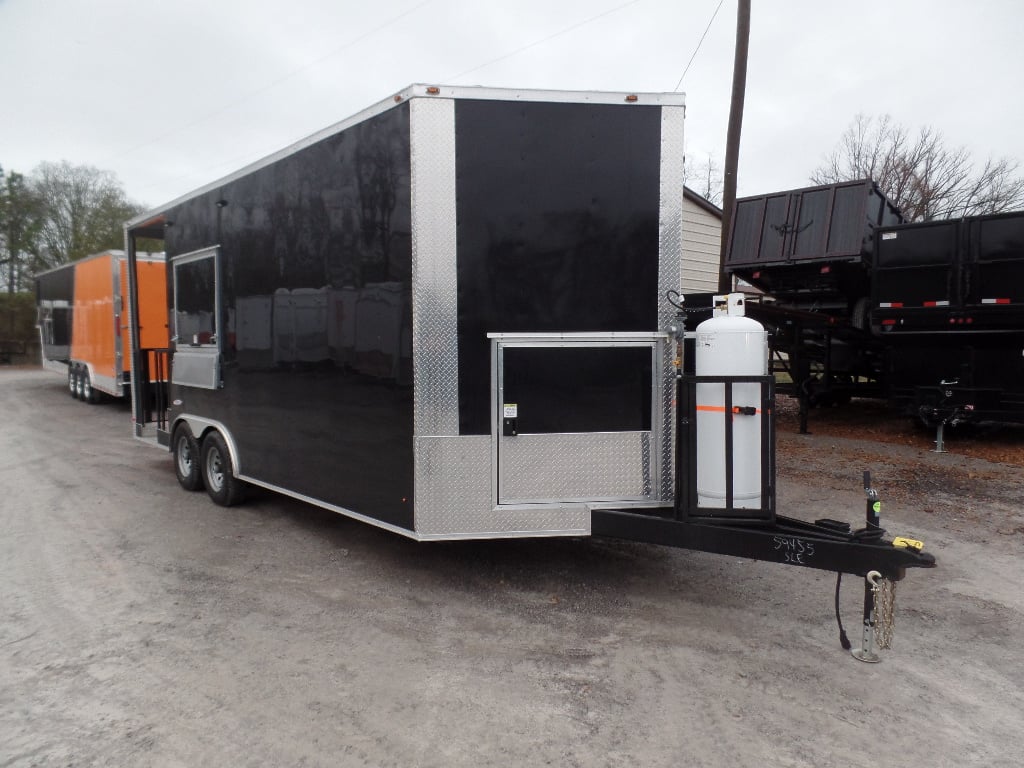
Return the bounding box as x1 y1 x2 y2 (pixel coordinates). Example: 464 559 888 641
881 232 898 240
503 403 518 418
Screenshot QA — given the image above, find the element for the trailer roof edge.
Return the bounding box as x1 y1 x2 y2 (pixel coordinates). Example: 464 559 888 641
31 249 164 279
125 83 686 231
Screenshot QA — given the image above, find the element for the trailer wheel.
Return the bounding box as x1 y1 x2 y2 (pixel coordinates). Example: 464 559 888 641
851 296 870 331
81 371 100 404
68 367 77 397
201 431 246 507
73 367 85 400
172 424 204 491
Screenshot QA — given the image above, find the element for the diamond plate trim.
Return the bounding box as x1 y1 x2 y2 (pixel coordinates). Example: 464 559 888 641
498 432 652 504
410 97 459 438
415 436 588 537
658 105 686 501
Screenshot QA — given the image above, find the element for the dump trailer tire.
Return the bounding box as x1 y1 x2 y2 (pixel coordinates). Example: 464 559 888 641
201 431 246 507
172 424 204 492
851 296 870 331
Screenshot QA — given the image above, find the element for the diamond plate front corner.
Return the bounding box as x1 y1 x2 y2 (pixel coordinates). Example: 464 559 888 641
410 97 459 438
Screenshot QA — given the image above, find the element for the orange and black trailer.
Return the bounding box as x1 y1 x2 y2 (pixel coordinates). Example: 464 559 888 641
35 250 168 403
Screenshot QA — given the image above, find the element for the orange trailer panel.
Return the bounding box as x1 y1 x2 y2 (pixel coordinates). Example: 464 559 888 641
69 253 118 382
122 258 170 382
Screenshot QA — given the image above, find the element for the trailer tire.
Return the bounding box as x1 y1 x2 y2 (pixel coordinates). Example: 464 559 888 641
851 296 870 331
172 424 204 491
81 371 99 404
73 367 85 400
68 367 77 397
201 431 246 507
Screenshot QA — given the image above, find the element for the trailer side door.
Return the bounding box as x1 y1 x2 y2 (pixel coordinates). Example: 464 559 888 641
492 334 664 506
171 246 221 390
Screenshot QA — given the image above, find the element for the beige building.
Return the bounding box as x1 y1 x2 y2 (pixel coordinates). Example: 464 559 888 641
681 186 723 294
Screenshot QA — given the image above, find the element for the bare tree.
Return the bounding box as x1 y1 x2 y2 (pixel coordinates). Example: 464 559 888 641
684 153 724 207
31 160 145 267
812 114 1024 220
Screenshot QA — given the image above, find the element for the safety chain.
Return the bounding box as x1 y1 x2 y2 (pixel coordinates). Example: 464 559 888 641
874 578 897 649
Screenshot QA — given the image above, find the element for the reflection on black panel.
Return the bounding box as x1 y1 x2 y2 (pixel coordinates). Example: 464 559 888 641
162 103 415 529
876 223 957 267
758 196 789 262
503 346 652 434
792 189 829 257
454 99 662 435
174 256 217 344
977 214 1024 261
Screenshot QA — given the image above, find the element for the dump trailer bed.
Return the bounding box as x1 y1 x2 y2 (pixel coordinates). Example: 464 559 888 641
726 179 903 314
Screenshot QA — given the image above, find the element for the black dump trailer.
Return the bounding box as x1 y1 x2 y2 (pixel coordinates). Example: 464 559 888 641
727 179 903 316
872 210 1024 425
124 88 932 652
727 179 1024 429
725 180 900 417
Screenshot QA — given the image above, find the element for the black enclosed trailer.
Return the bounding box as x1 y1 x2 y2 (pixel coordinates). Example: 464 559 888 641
125 85 690 539
124 88 932 643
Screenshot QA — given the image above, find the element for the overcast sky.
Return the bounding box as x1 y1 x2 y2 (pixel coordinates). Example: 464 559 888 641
2 0 1021 213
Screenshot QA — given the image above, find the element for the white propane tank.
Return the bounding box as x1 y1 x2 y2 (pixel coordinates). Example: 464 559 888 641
695 293 768 509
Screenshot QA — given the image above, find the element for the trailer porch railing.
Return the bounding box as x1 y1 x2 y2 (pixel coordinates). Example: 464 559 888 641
136 347 170 433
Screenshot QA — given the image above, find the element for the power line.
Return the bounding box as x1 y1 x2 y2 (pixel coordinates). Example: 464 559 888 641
106 1 435 165
674 0 724 91
446 0 643 83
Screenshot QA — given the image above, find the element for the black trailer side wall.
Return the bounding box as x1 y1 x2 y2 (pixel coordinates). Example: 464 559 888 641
165 103 415 528
156 91 674 531
35 265 75 363
873 211 1024 332
454 100 662 435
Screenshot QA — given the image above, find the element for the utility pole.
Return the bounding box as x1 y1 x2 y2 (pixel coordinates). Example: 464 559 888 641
718 0 750 293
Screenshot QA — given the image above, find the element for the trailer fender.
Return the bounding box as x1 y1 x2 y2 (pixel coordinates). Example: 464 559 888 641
172 415 243 477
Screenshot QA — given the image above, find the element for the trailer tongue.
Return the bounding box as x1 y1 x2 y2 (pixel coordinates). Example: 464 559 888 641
595 293 935 660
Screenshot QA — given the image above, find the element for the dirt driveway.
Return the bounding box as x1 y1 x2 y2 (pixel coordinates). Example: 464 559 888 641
1 368 1022 767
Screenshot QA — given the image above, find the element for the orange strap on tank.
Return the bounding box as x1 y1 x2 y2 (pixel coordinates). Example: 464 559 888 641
695 405 762 414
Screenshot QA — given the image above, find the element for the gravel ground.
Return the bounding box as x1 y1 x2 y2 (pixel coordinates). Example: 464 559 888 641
775 395 1024 468
2 369 1022 767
